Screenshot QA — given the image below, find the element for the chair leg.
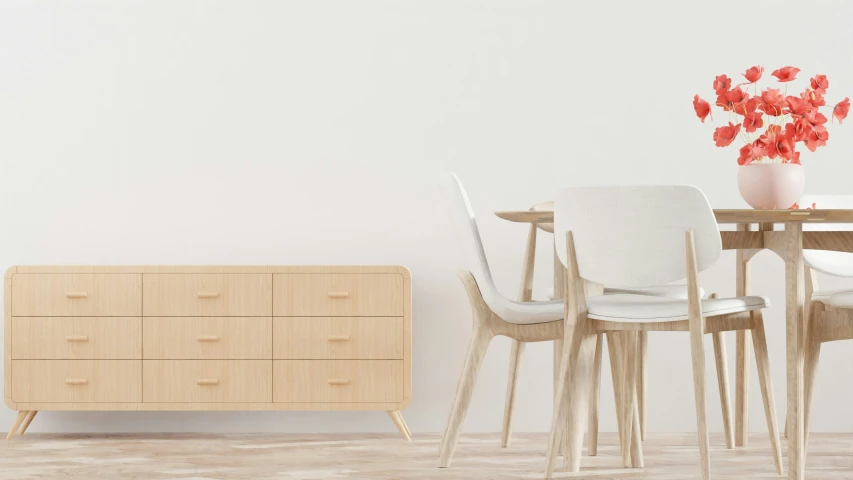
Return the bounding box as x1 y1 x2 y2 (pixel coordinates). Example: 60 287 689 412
438 326 493 468
711 332 735 449
606 333 627 456
751 312 784 475
545 331 597 478
688 327 711 480
637 331 648 441
501 340 525 448
586 333 603 456
607 332 643 468
619 332 638 468
803 303 822 457
18 411 37 436
6 411 28 440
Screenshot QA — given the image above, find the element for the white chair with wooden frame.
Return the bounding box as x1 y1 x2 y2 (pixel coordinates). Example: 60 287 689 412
440 173 646 467
502 204 735 454
793 195 853 455
544 185 783 480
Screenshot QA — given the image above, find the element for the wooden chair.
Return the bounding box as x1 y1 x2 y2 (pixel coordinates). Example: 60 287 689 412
502 204 733 455
793 195 853 455
438 174 580 468
544 185 783 480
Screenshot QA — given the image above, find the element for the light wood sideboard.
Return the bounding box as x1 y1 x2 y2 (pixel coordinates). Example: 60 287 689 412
4 266 412 440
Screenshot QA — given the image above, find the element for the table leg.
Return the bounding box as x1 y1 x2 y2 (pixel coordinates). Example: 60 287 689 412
785 222 805 480
735 223 752 447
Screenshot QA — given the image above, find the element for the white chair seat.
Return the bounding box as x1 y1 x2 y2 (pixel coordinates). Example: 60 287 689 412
546 285 705 300
497 299 565 325
586 294 770 322
820 291 853 308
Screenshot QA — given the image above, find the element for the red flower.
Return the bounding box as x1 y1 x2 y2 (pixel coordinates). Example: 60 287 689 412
789 117 813 142
693 95 711 122
716 88 747 111
713 122 741 147
713 74 731 94
805 110 828 126
775 133 796 161
786 95 813 116
737 144 759 165
771 66 800 82
733 96 759 116
743 66 764 83
805 90 826 107
755 127 781 158
834 97 850 124
760 88 786 115
805 125 829 151
811 75 829 95
743 112 764 133
791 151 802 165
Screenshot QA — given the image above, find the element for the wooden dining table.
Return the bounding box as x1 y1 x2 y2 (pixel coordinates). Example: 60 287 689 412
494 207 853 480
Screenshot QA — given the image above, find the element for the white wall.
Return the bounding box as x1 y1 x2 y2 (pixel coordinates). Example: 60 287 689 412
2 0 853 435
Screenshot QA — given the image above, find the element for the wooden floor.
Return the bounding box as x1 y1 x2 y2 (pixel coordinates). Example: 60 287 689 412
2 432 852 479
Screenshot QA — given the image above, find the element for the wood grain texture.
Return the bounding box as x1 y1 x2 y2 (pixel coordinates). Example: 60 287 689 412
5 266 411 424
274 360 403 403
273 317 402 360
785 222 806 480
711 331 734 449
502 222 536 448
143 317 272 359
143 274 272 316
750 311 784 474
17 410 37 435
387 410 411 441
686 231 711 480
735 223 752 448
12 317 141 360
143 360 272 403
12 360 141 403
6 411 26 440
273 274 403 317
12 274 141 317
4 432 852 478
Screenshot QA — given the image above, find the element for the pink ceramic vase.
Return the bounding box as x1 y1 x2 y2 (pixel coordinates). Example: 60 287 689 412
737 163 805 209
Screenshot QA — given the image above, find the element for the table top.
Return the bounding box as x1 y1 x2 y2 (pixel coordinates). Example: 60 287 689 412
495 209 853 224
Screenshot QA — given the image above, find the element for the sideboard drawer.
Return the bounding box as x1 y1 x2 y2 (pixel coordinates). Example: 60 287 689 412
273 317 403 360
12 360 141 403
143 274 272 316
273 360 403 403
143 317 271 359
12 317 141 360
12 274 142 316
273 274 403 316
143 360 272 403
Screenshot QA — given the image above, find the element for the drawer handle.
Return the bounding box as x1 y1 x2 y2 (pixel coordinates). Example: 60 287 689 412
196 379 220 386
197 335 221 342
65 378 88 385
65 335 89 342
327 335 351 342
327 292 350 298
197 292 220 299
327 378 350 385
65 292 88 299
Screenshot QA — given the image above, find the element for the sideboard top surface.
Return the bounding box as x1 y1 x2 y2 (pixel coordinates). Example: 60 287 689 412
6 266 411 278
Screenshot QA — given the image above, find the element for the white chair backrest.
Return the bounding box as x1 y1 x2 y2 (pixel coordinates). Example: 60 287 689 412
800 194 853 277
442 173 505 310
554 186 722 287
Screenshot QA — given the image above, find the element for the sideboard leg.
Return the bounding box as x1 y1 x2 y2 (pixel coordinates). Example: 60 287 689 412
6 411 28 440
18 411 38 436
388 410 411 441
